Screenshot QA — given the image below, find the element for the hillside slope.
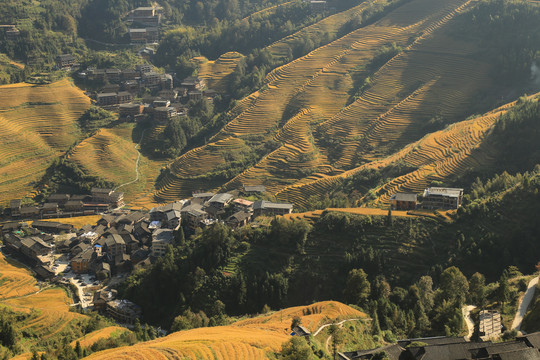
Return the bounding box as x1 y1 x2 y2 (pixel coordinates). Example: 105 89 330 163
84 301 366 360
153 0 496 204
0 253 87 352
0 79 90 205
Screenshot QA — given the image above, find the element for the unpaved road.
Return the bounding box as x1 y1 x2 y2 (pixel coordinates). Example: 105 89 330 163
462 305 476 340
511 276 539 331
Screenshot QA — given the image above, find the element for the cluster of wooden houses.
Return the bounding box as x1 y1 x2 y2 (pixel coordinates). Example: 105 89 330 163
92 289 142 324
182 186 293 230
126 5 163 44
1 222 70 280
339 332 540 360
0 25 20 41
303 0 328 11
0 184 293 326
79 61 217 123
390 187 464 211
3 185 293 281
9 188 124 220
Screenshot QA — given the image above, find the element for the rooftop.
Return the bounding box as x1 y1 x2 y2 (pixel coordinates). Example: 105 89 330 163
390 193 417 202
97 92 117 98
107 299 142 316
244 185 266 193
233 198 254 207
423 187 464 198
253 200 293 210
152 228 174 243
192 192 215 198
209 193 233 204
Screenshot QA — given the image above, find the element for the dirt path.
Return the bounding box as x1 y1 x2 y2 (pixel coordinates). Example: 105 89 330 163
462 305 476 340
312 318 362 354
114 128 148 191
511 276 539 331
313 318 362 337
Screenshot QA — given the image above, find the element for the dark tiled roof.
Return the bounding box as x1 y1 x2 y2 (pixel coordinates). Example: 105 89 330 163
520 333 540 349
498 348 540 360
398 336 466 348
390 193 417 202
341 344 404 360
484 341 529 355
209 193 233 204
253 200 293 210
243 185 266 192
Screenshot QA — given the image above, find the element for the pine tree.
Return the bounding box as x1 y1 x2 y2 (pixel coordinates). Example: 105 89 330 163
371 312 381 335
134 319 143 341
75 341 83 358
386 209 393 227
175 227 185 246
498 270 510 311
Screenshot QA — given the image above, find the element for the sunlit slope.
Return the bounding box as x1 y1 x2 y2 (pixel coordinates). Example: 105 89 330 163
318 31 490 169
69 126 139 185
3 288 85 340
154 0 480 202
196 51 244 91
0 253 38 299
276 97 523 208
0 253 86 341
0 79 90 205
266 0 389 58
241 0 296 22
84 301 366 360
69 124 166 209
71 326 132 348
285 207 416 221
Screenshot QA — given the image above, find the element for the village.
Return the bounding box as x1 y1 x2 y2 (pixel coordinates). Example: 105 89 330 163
58 58 216 125
0 184 465 326
0 184 295 325
53 4 218 127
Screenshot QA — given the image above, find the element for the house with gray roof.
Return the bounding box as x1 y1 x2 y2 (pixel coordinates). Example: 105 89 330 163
208 193 234 209
151 228 174 257
339 333 540 360
243 185 266 194
421 187 464 209
104 234 126 257
253 200 293 218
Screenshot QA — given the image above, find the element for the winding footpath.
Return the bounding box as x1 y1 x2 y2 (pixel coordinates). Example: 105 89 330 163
462 305 476 340
511 276 539 332
312 318 363 354
114 128 148 192
313 318 362 337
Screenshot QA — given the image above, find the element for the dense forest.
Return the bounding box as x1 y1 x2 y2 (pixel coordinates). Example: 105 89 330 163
119 168 539 335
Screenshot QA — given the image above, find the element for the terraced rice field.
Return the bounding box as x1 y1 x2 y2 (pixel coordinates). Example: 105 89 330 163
285 207 416 222
266 0 390 58
277 98 516 208
9 60 25 69
196 52 244 91
0 253 86 341
69 124 166 208
154 0 494 205
0 79 90 205
233 300 367 333
0 253 38 299
84 301 365 360
241 0 295 22
3 288 85 340
71 326 132 348
69 126 139 186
